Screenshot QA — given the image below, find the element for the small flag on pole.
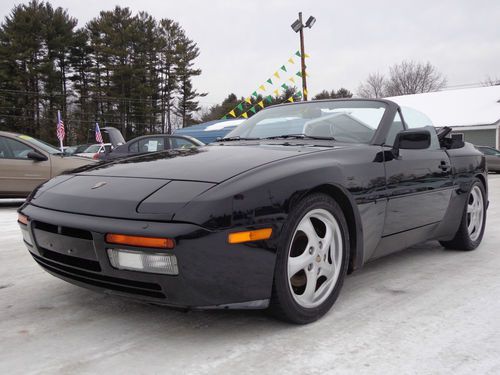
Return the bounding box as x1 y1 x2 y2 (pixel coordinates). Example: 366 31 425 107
56 110 65 153
95 122 104 144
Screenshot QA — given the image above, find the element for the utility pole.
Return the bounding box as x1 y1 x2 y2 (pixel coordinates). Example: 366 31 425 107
298 12 307 101
291 13 316 101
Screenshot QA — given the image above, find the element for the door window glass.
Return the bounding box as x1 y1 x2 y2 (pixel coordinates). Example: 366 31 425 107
137 137 165 153
401 107 433 128
171 137 196 149
2 138 33 159
0 138 12 158
479 147 500 156
385 112 405 146
128 141 139 153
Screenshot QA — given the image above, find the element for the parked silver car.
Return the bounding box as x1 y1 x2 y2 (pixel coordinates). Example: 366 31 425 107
475 146 500 173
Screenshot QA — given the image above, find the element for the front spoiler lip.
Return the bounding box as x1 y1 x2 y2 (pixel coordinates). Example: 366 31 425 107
33 252 269 310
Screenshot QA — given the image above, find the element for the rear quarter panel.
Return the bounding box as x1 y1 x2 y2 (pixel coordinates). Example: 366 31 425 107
436 142 487 241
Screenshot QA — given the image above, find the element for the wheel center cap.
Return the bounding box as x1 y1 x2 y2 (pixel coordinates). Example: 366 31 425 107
315 255 321 263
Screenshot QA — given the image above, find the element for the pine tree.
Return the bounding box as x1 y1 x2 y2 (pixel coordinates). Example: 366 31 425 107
157 19 182 134
0 2 208 142
174 33 206 128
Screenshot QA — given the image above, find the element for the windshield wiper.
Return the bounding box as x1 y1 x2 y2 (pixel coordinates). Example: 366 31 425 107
263 133 336 141
218 136 259 142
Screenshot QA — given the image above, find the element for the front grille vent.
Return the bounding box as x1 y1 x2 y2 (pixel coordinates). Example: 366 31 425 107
32 253 165 299
33 221 93 240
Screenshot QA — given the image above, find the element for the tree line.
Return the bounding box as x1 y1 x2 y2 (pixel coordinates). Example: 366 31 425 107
199 87 353 122
0 1 205 144
1 1 479 145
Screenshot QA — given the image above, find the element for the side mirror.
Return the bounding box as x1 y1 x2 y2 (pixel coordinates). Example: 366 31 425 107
27 151 48 162
394 129 431 151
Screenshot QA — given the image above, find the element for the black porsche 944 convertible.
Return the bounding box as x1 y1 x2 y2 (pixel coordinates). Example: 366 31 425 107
18 99 487 324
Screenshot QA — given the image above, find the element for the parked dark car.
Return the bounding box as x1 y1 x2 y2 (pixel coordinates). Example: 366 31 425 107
18 99 487 324
173 119 244 144
475 145 500 172
98 134 204 161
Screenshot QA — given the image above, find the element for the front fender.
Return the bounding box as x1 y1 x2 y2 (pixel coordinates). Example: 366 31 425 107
174 153 366 271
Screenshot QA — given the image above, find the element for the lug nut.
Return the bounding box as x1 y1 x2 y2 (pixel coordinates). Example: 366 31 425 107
309 247 314 254
308 263 313 271
319 241 323 249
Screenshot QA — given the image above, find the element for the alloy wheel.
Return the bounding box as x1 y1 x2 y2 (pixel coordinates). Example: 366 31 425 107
467 185 484 241
287 208 343 308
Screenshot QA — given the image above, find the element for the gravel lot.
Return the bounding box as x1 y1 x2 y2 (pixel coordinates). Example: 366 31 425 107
1 177 500 375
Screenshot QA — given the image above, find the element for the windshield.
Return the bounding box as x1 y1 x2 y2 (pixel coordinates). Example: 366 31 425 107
16 135 61 154
225 100 387 143
83 144 101 153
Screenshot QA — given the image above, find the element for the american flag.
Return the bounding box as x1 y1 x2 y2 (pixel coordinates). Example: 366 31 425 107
95 122 103 144
56 111 65 141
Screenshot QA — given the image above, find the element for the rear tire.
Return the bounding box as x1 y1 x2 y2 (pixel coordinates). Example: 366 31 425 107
439 179 486 251
269 193 349 324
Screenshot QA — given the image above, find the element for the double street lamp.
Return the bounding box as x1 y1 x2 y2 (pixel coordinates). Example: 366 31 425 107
291 12 316 101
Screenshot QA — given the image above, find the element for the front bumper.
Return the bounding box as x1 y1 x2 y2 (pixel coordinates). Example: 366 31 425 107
19 204 276 309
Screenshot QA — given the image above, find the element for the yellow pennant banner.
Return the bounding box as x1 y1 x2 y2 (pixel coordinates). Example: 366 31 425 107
222 51 311 119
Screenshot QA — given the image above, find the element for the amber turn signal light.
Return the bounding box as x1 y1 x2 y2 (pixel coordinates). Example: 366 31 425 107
18 213 29 225
105 233 175 249
228 228 273 244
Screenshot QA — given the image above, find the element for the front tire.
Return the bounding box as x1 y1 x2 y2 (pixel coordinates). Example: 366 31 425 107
270 193 349 324
440 179 486 250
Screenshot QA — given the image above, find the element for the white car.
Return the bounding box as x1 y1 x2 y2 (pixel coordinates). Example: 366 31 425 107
75 143 113 159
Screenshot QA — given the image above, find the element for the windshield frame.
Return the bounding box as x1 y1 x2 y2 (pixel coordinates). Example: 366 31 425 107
224 99 395 145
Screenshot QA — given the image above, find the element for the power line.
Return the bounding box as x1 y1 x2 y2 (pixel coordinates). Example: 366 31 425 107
0 89 220 105
0 113 167 127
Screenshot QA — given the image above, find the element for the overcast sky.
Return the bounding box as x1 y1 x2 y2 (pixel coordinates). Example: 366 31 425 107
1 0 499 107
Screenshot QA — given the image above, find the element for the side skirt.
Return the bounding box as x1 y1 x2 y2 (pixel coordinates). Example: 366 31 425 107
369 221 440 260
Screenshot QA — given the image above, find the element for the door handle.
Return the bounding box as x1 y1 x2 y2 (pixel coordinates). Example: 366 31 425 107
438 161 451 171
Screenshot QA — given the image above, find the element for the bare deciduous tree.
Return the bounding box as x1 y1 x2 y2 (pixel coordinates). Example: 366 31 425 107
481 76 500 86
357 72 386 98
385 61 446 96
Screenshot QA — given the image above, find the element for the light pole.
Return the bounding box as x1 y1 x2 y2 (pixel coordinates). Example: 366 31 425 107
291 12 316 101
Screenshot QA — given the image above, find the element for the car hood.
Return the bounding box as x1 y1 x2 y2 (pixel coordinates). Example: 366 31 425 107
71 144 330 183
29 144 332 219
50 154 95 175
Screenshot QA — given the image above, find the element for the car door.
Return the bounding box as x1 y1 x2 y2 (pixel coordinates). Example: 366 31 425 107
0 136 50 196
382 111 453 236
